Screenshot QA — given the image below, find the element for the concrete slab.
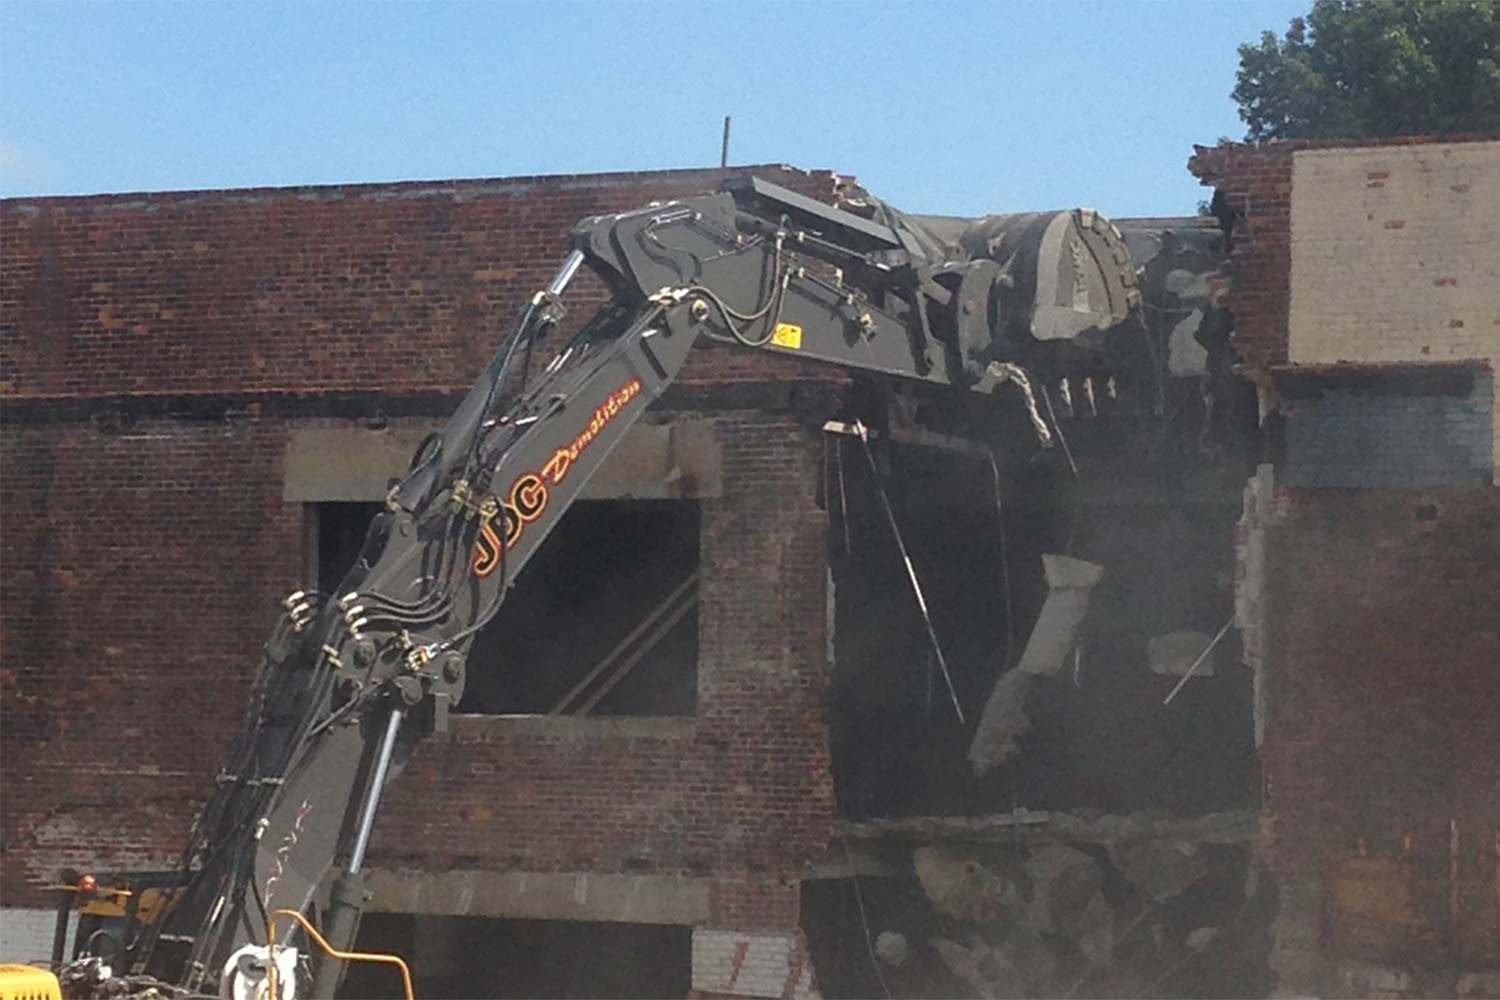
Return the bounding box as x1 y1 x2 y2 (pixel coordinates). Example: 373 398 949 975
364 868 710 926
284 417 722 502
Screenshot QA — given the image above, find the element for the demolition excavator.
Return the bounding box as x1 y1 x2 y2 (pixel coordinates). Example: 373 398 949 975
39 176 1144 999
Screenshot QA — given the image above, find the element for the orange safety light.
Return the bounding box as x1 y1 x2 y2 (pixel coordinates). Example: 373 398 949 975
77 873 98 894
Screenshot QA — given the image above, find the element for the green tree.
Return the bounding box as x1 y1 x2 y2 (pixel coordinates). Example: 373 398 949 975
1233 0 1500 140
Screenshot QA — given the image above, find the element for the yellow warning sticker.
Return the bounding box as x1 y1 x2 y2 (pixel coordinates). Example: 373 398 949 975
771 323 803 350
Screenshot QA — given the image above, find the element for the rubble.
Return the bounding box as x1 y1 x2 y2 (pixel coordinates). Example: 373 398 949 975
874 931 908 967
962 669 1033 772
999 921 1056 987
1109 839 1208 903
1148 629 1217 677
1457 972 1500 998
928 936 1018 1000
1076 892 1116 966
1014 555 1105 677
1022 844 1103 937
838 808 1257 846
969 555 1105 775
913 846 1019 922
1185 925 1219 951
809 809 1267 997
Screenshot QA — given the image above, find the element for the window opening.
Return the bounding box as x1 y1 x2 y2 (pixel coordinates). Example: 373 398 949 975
345 915 690 1000
460 499 700 717
310 502 384 597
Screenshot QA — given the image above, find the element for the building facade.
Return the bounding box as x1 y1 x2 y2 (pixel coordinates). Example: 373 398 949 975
3 137 1497 998
1192 135 1500 998
1 165 844 998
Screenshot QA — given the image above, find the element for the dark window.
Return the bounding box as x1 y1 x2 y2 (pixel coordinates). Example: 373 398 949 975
310 502 384 597
460 499 699 717
345 915 690 1000
345 917 690 1000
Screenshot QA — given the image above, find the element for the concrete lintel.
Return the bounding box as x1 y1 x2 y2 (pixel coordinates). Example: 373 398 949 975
582 416 723 500
284 417 722 503
803 840 906 880
364 868 710 925
836 808 1259 846
822 420 994 461
284 421 443 502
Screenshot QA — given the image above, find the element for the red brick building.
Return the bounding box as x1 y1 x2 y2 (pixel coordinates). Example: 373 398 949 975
3 139 1497 998
1192 136 1500 998
1 165 844 997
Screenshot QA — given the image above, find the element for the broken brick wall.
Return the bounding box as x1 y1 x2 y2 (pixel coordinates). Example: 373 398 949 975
1199 135 1500 996
0 163 842 972
1259 487 1500 995
1187 135 1499 375
1283 140 1500 478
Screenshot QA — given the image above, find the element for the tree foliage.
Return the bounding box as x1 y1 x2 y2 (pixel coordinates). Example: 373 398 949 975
1234 0 1500 140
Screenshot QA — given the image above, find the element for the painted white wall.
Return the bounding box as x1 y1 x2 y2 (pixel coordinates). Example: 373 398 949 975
0 907 74 965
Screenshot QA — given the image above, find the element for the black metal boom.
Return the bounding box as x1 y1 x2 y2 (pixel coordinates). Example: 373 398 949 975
128 177 1140 997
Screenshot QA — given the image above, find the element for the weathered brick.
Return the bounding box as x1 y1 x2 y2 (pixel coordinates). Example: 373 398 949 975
1 167 843 986
1258 487 1500 988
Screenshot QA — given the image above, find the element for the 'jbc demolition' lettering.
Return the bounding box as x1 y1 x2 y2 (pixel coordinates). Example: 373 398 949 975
472 378 644 578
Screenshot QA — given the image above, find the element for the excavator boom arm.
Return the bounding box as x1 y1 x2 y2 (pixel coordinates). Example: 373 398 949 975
127 177 1140 998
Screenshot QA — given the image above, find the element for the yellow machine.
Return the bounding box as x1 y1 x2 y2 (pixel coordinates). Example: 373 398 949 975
37 871 412 999
0 965 62 1000
44 871 182 971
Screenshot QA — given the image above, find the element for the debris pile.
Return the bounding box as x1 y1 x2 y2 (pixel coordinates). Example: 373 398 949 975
833 811 1268 999
968 555 1104 775
57 960 198 1000
1147 630 1217 677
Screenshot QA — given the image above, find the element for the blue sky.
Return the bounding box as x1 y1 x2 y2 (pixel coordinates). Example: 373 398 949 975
1 1 1306 217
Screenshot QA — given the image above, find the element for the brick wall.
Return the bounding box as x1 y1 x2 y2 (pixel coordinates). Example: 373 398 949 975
1186 142 1296 370
0 165 836 402
1287 142 1500 365
1258 487 1500 994
0 418 301 902
1276 364 1493 488
368 413 835 935
1 164 841 983
1203 136 1500 994
1288 141 1500 474
1187 135 1500 374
